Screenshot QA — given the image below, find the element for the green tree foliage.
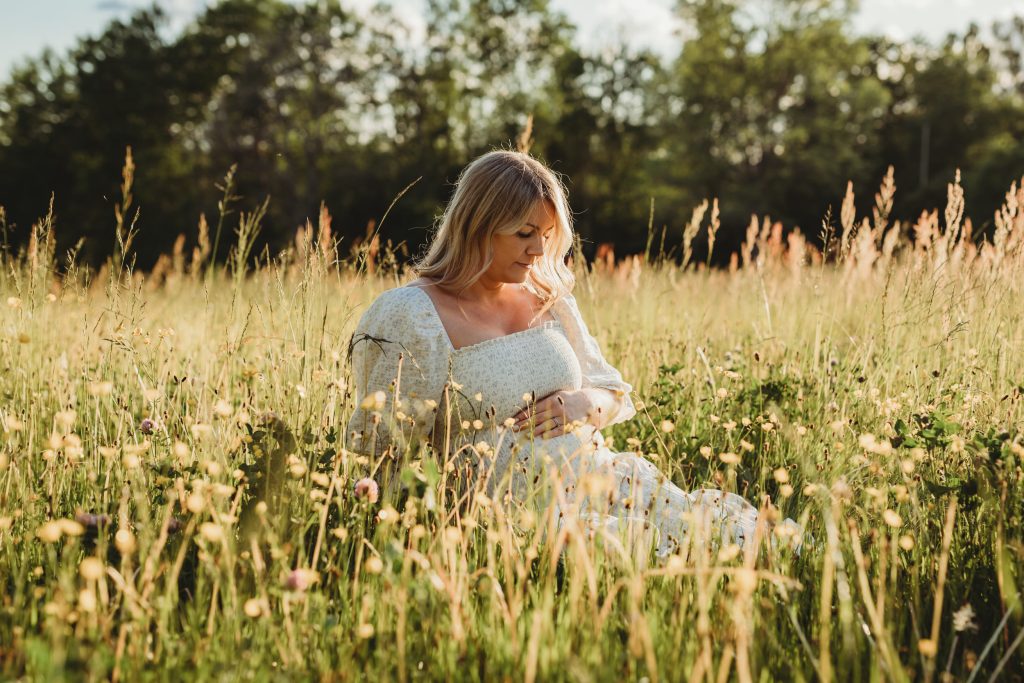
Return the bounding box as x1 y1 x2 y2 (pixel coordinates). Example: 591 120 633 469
0 0 1022 267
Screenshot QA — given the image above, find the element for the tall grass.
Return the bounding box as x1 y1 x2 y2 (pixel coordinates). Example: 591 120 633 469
0 159 1022 681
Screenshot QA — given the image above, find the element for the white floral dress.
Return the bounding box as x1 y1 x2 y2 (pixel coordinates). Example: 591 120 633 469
347 285 771 558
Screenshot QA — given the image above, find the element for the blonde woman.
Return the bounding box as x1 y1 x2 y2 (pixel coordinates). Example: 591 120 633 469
347 150 798 557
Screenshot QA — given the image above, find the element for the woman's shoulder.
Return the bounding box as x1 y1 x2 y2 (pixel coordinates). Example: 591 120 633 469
549 290 581 320
363 282 433 312
356 284 436 335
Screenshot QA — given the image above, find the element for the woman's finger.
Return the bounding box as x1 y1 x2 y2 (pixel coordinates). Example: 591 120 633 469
517 406 559 431
532 415 564 438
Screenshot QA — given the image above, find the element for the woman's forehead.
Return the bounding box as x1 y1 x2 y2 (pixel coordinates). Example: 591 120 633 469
525 202 556 230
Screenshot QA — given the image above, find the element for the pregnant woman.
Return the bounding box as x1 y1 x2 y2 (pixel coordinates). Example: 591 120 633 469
347 150 796 558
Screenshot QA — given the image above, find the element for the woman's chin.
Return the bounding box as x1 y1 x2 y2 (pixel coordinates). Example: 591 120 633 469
512 264 535 281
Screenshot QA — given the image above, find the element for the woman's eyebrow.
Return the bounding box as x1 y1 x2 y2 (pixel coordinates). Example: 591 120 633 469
525 222 555 231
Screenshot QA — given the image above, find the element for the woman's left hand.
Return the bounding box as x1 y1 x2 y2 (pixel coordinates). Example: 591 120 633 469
512 389 596 439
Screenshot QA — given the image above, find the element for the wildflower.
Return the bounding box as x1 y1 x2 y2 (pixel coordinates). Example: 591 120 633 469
36 521 62 543
666 555 686 574
719 452 740 465
173 441 190 461
472 419 484 430
139 418 155 435
722 420 737 432
211 483 235 498
332 527 349 541
190 424 214 440
364 555 384 574
779 484 794 498
360 391 387 411
285 568 318 592
288 459 307 478
953 603 977 633
699 446 712 458
79 558 105 581
244 598 264 618
354 478 379 503
717 544 741 563
55 411 77 430
376 506 399 524
882 510 903 528
739 439 755 452
732 568 758 595
830 480 852 501
773 468 789 484
186 492 205 514
795 425 807 436
57 519 85 537
899 535 915 551
87 381 113 397
716 388 728 399
917 639 937 657
198 523 224 544
661 420 675 433
115 528 136 555
213 400 233 418
892 485 910 502
356 623 375 639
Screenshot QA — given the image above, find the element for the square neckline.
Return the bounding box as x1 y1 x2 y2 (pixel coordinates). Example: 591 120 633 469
405 284 560 354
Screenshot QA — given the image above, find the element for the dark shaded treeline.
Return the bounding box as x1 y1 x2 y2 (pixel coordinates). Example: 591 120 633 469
1 0 1023 268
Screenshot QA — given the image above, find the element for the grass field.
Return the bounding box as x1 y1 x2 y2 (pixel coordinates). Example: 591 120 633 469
1 171 1023 681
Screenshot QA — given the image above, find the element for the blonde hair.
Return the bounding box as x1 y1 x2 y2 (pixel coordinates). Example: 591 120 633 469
414 150 575 303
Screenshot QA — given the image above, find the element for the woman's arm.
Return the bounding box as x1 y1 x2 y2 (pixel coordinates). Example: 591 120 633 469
552 293 636 423
511 386 623 439
346 288 448 457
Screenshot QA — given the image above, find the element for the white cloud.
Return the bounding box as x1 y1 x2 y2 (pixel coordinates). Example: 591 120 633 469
554 0 680 56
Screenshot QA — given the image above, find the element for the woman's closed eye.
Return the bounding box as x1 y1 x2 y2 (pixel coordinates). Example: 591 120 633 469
518 229 553 240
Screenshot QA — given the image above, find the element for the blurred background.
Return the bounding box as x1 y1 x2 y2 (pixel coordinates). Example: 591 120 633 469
1 0 1023 267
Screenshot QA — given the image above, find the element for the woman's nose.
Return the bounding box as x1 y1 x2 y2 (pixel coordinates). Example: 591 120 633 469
526 235 544 256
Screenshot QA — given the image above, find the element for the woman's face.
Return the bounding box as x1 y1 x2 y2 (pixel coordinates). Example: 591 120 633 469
485 201 555 285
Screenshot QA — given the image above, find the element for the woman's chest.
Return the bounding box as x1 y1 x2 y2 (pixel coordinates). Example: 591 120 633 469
447 327 583 419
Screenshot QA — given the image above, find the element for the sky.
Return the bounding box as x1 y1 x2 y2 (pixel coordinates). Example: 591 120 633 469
1 0 1022 78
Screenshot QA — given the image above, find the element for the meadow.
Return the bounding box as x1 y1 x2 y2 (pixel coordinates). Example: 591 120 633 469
0 166 1023 681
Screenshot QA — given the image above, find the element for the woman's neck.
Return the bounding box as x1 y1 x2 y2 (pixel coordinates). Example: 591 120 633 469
439 277 520 305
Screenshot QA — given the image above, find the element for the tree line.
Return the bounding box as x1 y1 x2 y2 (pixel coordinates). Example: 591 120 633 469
1 0 1023 268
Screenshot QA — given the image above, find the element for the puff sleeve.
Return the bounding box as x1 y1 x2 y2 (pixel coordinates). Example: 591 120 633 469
346 288 449 458
552 293 636 426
